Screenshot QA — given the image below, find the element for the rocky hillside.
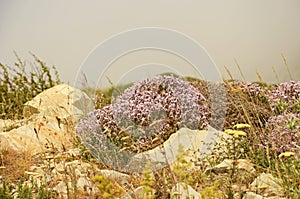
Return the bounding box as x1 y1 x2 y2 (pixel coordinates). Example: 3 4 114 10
0 75 299 198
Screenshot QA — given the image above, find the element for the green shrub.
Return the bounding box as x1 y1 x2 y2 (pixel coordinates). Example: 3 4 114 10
0 53 60 119
0 182 13 199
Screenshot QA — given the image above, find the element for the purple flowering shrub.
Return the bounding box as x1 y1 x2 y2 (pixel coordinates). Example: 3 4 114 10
229 81 266 97
229 80 300 153
76 75 209 153
75 110 112 160
222 80 300 154
261 113 300 154
76 110 107 150
258 81 300 154
111 76 209 128
221 80 272 130
76 76 300 155
227 80 270 105
268 81 300 114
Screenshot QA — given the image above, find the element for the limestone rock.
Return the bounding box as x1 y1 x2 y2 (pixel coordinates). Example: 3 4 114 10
207 158 255 173
128 126 227 173
250 173 284 197
237 159 255 173
0 84 94 154
23 83 94 122
54 181 69 196
209 159 234 173
77 176 97 194
171 183 201 199
98 169 130 185
0 119 74 153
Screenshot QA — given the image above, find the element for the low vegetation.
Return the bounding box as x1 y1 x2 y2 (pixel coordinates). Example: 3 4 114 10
0 52 60 120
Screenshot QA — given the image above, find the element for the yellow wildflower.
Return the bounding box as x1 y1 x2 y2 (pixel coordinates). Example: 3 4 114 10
225 129 247 138
233 123 251 129
278 152 295 158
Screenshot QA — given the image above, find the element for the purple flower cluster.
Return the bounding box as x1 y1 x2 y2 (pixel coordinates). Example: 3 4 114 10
228 80 300 114
268 81 300 114
227 80 300 153
111 75 208 130
76 110 109 150
228 81 268 101
76 75 209 152
262 113 300 153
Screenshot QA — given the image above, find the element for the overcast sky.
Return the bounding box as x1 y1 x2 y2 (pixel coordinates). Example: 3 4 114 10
0 0 299 88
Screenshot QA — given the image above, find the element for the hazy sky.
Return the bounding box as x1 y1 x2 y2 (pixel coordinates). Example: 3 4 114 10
0 0 299 88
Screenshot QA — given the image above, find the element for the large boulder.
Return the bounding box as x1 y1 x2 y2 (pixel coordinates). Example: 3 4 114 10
23 83 94 122
0 117 73 153
0 84 94 154
126 126 228 173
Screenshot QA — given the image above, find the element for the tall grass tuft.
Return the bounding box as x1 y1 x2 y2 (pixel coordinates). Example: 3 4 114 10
0 52 60 120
